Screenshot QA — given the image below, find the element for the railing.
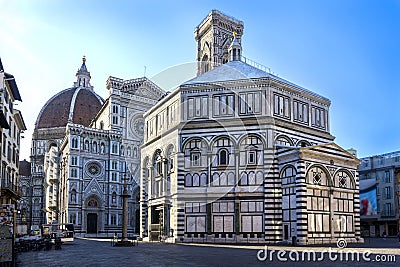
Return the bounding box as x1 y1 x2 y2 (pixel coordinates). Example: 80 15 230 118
204 55 272 74
240 56 271 73
1 179 21 197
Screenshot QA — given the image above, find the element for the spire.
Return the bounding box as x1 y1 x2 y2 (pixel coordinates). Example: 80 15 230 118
74 56 92 88
228 32 242 61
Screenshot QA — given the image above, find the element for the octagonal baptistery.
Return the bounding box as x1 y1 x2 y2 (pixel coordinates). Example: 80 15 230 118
33 57 104 140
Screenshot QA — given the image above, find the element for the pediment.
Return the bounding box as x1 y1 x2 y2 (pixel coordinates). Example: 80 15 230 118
135 87 157 99
277 142 360 166
83 178 104 201
300 142 361 163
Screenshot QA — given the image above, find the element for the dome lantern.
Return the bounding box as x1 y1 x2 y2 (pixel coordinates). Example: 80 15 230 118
228 32 242 62
74 56 92 88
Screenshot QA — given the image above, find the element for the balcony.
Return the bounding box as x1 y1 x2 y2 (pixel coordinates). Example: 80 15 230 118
1 179 22 200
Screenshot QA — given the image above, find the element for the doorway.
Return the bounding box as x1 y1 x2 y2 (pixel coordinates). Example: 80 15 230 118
87 213 97 234
283 224 289 240
135 209 140 234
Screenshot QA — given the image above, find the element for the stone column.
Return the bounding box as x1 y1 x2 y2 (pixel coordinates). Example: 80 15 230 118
122 183 129 242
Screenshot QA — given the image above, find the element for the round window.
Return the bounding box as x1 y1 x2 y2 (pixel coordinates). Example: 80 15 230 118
85 161 102 178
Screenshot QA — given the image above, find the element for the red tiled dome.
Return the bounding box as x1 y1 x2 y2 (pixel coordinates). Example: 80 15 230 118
35 87 104 129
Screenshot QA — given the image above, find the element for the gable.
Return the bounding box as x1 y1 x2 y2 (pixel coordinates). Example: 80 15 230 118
300 142 361 163
83 178 104 201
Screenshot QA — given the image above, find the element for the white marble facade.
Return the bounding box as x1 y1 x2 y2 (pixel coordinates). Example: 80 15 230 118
140 11 362 245
57 77 164 235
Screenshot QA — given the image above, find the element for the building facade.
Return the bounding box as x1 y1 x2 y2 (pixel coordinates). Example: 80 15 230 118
27 56 165 236
0 57 26 207
30 57 104 226
17 159 31 229
56 76 164 235
140 11 362 245
358 151 400 237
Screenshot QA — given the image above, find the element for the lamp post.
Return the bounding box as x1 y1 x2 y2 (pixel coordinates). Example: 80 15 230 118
122 173 129 242
115 170 132 246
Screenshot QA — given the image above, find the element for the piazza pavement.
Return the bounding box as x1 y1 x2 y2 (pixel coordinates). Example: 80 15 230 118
16 237 400 267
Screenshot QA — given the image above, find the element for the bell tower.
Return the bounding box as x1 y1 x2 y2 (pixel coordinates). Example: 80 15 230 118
194 10 244 76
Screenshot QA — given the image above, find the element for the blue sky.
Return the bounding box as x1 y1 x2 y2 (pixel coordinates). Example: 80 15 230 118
1 0 399 160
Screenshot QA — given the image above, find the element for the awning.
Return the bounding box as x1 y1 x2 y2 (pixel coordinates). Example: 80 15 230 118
0 111 10 129
4 72 22 101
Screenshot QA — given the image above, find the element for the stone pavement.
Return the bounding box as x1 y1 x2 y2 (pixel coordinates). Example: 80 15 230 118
16 237 400 267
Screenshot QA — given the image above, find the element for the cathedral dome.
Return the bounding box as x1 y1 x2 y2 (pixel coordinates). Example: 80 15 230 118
35 57 104 129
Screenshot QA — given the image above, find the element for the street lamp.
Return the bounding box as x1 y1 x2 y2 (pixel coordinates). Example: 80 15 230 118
115 170 133 246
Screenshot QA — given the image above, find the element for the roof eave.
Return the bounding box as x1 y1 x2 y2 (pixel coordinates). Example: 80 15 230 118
4 73 22 101
13 109 27 131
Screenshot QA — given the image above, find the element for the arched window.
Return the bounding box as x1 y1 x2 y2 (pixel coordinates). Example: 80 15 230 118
84 140 89 151
127 147 132 157
93 141 98 153
248 171 255 184
218 149 229 165
212 137 233 168
185 174 193 187
275 136 293 147
307 166 329 186
112 143 118 154
151 150 163 197
120 146 124 156
112 192 117 204
156 159 162 176
334 170 353 189
202 54 210 73
166 146 174 173
100 121 104 130
192 173 200 187
153 150 162 177
297 140 311 148
70 189 77 203
21 186 27 196
71 138 78 149
281 166 296 185
212 172 220 187
200 173 207 186
100 142 105 153
240 171 248 185
184 139 206 168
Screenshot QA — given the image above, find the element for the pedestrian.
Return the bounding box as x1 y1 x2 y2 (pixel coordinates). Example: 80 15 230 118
383 231 387 239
